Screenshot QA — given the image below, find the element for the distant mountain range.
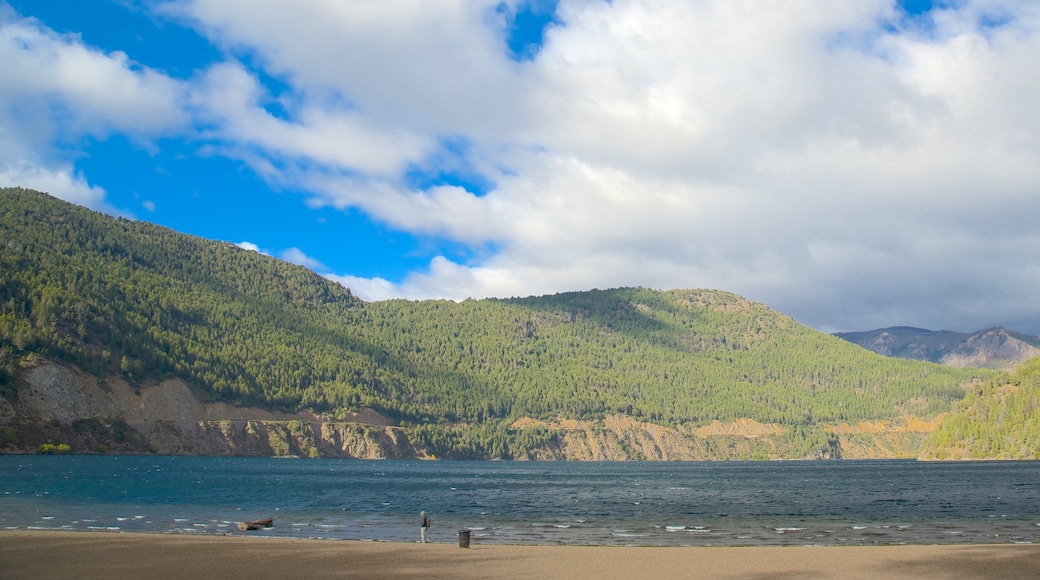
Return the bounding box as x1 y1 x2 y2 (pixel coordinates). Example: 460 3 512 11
834 327 1040 370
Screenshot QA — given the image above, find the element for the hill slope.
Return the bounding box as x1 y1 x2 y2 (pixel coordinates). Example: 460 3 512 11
0 188 994 459
921 356 1040 459
834 327 1040 370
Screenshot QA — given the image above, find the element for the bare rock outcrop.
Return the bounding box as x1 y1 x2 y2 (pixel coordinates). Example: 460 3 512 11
940 329 1040 370
3 361 407 458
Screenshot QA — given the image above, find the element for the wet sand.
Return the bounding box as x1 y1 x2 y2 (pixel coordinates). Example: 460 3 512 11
2 531 1038 579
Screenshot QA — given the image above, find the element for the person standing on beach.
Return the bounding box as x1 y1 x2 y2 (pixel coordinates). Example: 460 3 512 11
420 511 431 543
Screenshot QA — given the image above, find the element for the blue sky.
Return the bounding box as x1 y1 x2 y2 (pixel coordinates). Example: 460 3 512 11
2 0 1040 334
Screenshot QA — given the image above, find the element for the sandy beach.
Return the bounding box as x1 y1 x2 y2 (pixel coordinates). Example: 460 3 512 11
1 531 1038 579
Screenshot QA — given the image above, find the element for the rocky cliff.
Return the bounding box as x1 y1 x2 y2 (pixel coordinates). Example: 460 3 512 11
0 359 940 460
0 360 418 458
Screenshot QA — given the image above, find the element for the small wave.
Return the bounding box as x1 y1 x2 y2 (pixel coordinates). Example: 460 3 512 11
41 516 54 520
553 524 571 529
852 526 867 530
612 532 647 538
174 519 188 522
116 517 128 522
775 528 806 533
666 526 687 531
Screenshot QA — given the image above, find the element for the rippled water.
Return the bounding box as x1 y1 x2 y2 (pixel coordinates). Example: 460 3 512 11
2 456 1039 546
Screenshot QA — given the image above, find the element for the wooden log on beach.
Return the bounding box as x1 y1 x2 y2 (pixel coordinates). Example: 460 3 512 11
237 518 274 532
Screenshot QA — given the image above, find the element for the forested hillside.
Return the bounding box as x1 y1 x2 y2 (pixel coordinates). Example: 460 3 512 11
921 356 1040 459
1 188 995 459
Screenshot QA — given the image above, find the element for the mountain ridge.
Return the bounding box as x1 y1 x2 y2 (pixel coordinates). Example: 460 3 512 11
835 327 1040 370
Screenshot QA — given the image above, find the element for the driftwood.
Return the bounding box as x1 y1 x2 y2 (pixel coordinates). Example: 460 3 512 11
237 518 274 532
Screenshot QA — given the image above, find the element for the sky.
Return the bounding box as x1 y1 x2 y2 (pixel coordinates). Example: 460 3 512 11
2 0 1039 335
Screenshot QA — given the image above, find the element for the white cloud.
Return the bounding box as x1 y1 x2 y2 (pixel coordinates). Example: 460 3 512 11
220 0 1038 332
190 62 435 179
236 241 264 253
0 159 108 209
11 0 1040 333
239 243 329 273
162 0 527 137
279 247 327 271
324 274 404 302
0 14 188 139
0 10 190 212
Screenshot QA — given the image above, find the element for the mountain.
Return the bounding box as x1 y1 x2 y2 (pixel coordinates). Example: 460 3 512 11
834 327 1040 370
0 187 995 459
921 356 1040 460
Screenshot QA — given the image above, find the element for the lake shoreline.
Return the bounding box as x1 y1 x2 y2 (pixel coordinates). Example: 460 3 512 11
2 530 1039 579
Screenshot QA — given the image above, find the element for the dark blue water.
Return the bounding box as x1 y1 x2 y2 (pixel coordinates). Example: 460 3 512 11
2 456 1039 546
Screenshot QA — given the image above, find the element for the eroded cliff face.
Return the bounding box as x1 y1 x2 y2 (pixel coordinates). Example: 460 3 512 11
1 360 938 459
510 415 934 461
1 361 415 458
144 420 416 458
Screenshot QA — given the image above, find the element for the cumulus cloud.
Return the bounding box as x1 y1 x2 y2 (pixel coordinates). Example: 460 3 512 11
0 159 108 209
0 14 189 138
159 0 1040 332
9 0 1039 333
236 241 264 253
190 62 435 180
0 9 189 211
161 0 529 137
279 247 327 271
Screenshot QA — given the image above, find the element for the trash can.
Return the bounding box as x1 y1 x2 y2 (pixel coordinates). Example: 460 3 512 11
458 528 470 548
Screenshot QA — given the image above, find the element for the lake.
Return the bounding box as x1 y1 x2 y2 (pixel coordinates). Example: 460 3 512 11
2 456 1038 546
